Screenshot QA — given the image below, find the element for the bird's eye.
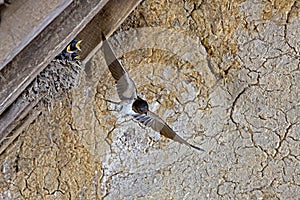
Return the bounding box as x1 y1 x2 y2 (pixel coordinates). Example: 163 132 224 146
139 104 148 113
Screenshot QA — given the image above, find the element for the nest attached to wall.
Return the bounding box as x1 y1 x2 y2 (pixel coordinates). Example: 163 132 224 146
22 59 82 104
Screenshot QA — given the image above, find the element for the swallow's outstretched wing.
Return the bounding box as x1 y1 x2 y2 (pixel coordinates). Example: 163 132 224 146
102 37 137 100
133 111 204 151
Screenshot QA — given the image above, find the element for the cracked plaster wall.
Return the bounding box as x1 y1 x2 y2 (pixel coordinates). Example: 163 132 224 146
1 0 299 199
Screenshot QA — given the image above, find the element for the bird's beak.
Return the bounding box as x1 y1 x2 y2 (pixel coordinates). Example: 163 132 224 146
76 40 82 51
66 45 73 53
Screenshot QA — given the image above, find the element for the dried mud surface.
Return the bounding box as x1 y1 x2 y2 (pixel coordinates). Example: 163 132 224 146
1 0 299 199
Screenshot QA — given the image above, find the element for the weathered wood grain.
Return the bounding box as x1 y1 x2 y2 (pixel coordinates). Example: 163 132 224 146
78 0 142 63
0 0 72 70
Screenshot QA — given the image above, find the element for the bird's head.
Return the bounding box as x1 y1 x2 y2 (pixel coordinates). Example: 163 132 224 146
67 39 82 53
132 97 149 114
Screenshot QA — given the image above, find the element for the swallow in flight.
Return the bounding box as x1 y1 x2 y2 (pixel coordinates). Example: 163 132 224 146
102 36 204 152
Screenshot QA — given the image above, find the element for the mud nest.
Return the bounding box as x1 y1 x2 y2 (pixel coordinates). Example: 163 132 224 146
22 59 82 104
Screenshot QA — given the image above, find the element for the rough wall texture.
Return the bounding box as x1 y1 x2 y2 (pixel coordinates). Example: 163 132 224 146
1 0 299 199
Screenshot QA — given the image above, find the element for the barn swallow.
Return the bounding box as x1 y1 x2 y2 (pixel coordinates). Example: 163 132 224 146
55 39 82 61
68 52 80 60
102 36 204 152
66 39 82 53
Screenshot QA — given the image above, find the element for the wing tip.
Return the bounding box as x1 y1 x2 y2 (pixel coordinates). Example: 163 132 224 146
190 144 205 152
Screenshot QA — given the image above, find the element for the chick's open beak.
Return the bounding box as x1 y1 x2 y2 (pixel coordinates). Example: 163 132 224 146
76 40 82 51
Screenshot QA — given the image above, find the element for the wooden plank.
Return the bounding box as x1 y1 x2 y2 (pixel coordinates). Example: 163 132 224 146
78 0 142 63
0 0 72 70
0 0 109 116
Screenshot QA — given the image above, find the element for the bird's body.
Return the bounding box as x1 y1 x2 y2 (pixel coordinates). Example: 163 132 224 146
55 51 80 61
120 99 136 116
102 35 204 152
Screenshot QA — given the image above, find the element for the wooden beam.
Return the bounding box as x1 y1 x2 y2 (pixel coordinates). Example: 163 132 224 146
0 0 109 116
0 0 72 70
78 0 142 63
0 0 141 154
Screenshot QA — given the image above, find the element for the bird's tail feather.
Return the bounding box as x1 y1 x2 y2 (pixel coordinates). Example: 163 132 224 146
189 144 205 152
173 135 204 152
